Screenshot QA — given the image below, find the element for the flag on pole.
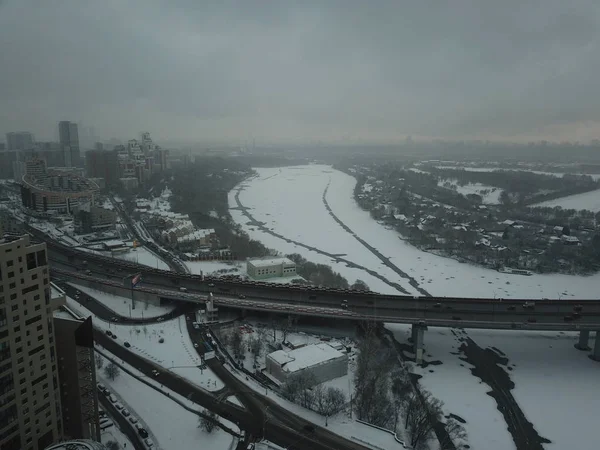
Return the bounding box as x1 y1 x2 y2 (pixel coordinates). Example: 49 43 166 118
132 273 142 288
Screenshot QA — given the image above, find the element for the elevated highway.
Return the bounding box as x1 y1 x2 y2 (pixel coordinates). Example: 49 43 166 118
40 231 600 361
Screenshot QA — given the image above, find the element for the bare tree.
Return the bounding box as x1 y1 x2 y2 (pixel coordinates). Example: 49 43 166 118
231 326 244 360
95 353 104 369
281 372 317 407
277 316 296 344
351 279 370 291
403 390 444 450
103 362 120 381
323 387 346 416
219 330 231 348
440 417 468 450
353 325 394 427
249 336 262 359
198 409 219 433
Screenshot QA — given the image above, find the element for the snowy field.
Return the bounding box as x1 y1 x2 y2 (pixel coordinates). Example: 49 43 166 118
64 297 223 392
108 316 224 391
229 165 600 299
70 283 175 318
115 246 170 270
185 260 246 277
98 356 235 450
433 166 600 180
387 324 600 450
532 188 600 212
438 179 502 204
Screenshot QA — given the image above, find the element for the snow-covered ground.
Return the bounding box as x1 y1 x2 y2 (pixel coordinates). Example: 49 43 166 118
98 355 235 450
100 427 134 450
225 363 404 450
63 296 223 392
229 165 600 299
434 166 600 180
532 188 600 212
438 179 502 204
227 164 600 450
114 246 170 270
70 283 175 318
108 316 224 392
387 324 513 450
185 260 246 277
387 324 600 450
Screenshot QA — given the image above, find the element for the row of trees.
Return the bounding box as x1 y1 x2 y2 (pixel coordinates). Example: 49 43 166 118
353 326 467 449
280 371 347 420
286 253 370 290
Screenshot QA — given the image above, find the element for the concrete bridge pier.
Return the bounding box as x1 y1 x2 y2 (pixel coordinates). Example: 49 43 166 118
591 332 600 362
575 330 590 351
412 324 427 365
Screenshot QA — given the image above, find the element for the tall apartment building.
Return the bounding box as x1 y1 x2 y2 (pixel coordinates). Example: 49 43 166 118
0 236 63 450
85 149 119 187
58 122 80 168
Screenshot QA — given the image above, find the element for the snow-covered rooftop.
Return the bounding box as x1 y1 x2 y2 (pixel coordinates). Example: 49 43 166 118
248 256 295 268
268 343 346 374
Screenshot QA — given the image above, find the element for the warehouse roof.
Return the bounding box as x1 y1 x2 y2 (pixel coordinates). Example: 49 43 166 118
248 256 295 268
268 343 345 374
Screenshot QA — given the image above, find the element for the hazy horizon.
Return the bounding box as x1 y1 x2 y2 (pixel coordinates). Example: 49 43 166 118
1 0 600 145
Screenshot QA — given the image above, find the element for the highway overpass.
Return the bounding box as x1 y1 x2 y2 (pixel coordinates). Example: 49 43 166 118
36 230 600 362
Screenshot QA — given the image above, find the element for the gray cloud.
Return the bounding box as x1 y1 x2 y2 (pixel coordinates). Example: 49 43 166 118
1 0 599 144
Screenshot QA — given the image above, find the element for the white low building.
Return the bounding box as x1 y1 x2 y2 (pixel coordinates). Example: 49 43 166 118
247 256 296 280
265 343 348 384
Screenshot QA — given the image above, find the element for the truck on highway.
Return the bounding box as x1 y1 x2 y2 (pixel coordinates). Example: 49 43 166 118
203 342 215 360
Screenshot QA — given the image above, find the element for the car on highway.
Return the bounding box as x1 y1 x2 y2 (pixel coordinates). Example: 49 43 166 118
433 303 441 308
108 394 117 403
128 416 138 424
151 369 159 377
124 342 131 348
144 438 154 448
100 420 114 430
136 424 149 438
208 283 215 288
238 294 246 299
574 304 583 312
121 408 130 417
303 424 315 433
523 302 535 310
114 403 124 411
193 343 199 348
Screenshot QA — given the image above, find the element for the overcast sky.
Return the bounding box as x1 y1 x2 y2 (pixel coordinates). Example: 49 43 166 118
1 0 600 145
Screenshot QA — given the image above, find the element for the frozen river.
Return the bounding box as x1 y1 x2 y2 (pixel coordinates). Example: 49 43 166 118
227 164 600 450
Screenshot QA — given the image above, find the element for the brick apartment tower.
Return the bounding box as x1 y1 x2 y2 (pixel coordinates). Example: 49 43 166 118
0 235 63 450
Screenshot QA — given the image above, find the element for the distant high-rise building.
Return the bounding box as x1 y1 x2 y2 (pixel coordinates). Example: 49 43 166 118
6 131 35 152
85 150 118 188
58 122 80 168
0 236 64 450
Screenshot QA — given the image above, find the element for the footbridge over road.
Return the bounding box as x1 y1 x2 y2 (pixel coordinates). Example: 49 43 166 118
52 265 600 363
